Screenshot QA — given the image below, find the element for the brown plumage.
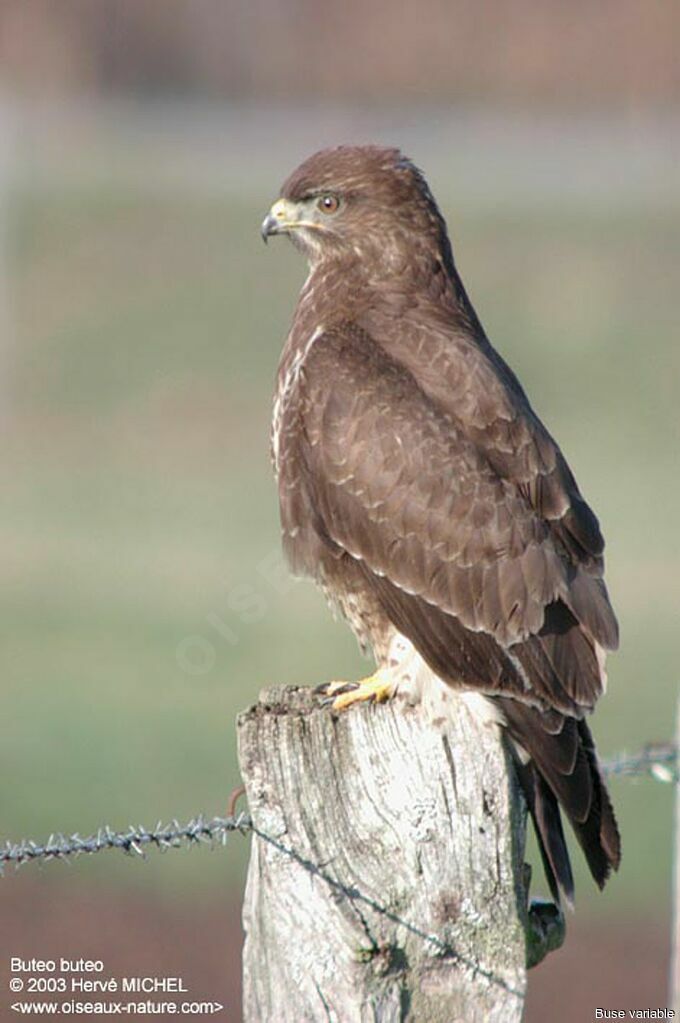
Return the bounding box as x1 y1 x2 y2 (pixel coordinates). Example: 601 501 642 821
262 144 620 905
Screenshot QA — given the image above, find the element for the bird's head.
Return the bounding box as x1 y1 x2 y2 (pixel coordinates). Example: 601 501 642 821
261 145 454 275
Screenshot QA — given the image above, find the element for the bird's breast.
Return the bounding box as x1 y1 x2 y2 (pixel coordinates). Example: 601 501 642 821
271 324 325 477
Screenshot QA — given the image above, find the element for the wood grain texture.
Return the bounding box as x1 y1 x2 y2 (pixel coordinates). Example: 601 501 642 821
238 686 530 1022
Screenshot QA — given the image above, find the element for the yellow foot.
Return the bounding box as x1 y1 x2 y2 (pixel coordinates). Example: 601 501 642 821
318 673 393 712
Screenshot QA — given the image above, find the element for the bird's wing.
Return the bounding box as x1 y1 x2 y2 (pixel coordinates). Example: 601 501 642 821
287 319 621 900
359 298 612 581
286 320 617 712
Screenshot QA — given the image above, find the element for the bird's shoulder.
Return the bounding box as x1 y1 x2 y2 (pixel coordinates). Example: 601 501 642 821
354 303 607 571
288 310 616 647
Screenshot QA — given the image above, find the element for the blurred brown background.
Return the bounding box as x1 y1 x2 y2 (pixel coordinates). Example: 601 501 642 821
0 2 678 1021
2 0 680 107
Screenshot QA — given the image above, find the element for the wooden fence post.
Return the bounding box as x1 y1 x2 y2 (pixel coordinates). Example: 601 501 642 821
670 693 680 1014
238 685 559 1022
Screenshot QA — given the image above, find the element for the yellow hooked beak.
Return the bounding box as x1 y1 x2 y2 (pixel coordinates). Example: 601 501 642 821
260 198 318 243
261 198 299 242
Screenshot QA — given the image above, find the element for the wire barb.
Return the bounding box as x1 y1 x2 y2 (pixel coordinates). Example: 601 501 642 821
0 813 253 874
602 743 679 783
0 743 677 875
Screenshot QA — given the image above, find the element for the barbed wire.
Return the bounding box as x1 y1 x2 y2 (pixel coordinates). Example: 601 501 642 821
602 742 678 783
1 744 677 874
0 813 253 874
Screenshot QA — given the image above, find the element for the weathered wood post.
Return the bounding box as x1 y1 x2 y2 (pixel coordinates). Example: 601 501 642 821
238 685 562 1022
670 693 680 1014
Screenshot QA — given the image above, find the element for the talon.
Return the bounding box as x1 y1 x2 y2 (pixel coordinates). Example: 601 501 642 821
330 673 393 712
316 680 357 697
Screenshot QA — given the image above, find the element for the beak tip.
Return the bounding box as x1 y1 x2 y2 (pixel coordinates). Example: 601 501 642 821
260 212 278 245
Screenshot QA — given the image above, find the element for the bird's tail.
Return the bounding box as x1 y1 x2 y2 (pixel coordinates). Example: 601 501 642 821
499 698 621 907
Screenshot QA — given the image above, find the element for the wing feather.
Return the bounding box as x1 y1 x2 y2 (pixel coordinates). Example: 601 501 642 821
293 322 617 674
277 315 620 901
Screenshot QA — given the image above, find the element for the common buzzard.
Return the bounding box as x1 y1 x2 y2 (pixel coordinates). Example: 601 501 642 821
261 145 620 905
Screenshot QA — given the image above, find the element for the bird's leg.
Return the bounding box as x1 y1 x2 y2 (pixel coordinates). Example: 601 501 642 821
316 671 394 712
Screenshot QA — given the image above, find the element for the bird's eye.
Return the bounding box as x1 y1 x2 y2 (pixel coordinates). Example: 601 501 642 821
317 194 340 214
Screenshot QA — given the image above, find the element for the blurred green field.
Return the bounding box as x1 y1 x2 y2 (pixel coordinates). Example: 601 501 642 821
2 141 679 919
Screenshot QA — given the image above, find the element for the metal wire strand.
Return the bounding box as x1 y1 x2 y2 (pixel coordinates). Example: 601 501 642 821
1 743 677 873
0 813 252 873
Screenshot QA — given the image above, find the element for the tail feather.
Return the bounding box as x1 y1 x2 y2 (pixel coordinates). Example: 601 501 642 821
575 720 622 876
500 699 621 903
514 758 574 906
354 562 621 903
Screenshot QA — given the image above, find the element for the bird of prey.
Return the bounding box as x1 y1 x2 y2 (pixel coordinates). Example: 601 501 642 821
261 145 620 905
